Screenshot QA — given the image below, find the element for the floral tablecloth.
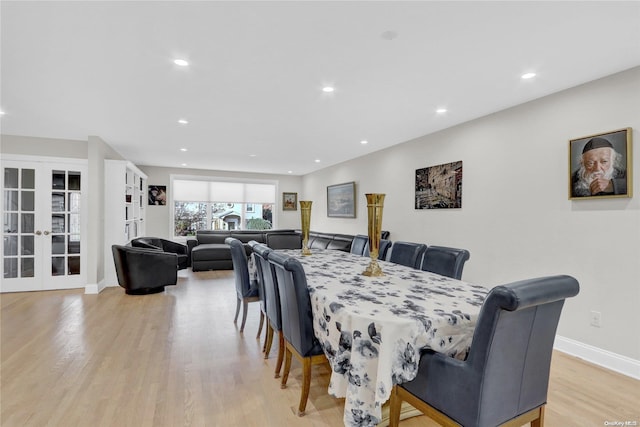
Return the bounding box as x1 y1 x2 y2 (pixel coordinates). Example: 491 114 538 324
279 249 488 427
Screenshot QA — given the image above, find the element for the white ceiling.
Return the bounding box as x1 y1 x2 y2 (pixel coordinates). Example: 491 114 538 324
2 1 639 175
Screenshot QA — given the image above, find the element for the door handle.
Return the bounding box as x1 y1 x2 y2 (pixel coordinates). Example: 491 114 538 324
35 230 42 235
43 230 50 235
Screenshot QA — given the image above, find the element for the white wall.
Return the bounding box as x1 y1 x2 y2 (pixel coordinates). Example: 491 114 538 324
139 165 303 238
302 67 640 364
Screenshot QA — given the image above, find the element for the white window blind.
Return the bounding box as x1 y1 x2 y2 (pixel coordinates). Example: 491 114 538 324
173 179 275 204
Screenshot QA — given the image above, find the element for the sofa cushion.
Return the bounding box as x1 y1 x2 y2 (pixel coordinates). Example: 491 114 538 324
196 231 231 244
191 243 230 261
231 232 265 243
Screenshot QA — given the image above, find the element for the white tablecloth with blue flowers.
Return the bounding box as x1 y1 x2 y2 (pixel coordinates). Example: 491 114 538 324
279 249 489 427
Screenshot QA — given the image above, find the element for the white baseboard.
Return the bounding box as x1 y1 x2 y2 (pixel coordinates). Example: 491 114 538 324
555 335 640 380
84 279 108 294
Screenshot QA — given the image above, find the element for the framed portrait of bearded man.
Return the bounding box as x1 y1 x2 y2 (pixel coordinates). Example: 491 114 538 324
569 128 632 200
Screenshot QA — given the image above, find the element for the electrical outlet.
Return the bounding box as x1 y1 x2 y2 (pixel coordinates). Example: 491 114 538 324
590 310 602 328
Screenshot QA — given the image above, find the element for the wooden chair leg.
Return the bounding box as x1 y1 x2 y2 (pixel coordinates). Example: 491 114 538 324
233 297 241 324
388 386 402 427
256 311 265 339
281 346 292 389
239 299 249 332
274 331 284 378
264 324 274 358
297 356 312 416
532 406 545 427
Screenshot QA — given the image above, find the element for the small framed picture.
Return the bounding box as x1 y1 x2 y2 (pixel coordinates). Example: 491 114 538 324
327 182 356 218
569 128 632 200
282 192 298 211
148 185 167 205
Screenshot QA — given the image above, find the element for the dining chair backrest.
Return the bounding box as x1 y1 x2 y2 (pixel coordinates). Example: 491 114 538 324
350 234 369 256
420 245 470 280
387 241 427 268
226 237 256 299
250 242 282 331
248 241 268 314
266 232 303 250
397 275 580 427
267 251 320 357
364 238 392 260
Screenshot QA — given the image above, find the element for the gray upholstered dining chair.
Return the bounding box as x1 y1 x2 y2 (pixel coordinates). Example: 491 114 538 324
248 241 269 341
267 250 327 416
387 241 427 268
389 275 580 427
364 238 393 260
420 245 470 280
249 241 286 378
350 234 369 256
226 237 261 334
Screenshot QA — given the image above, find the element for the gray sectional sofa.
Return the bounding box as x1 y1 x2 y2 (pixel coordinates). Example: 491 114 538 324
188 229 385 271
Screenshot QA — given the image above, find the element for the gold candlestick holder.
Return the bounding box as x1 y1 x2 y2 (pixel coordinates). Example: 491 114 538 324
300 200 313 256
362 193 385 276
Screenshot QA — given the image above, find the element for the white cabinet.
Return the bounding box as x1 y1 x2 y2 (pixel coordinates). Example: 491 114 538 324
103 160 147 286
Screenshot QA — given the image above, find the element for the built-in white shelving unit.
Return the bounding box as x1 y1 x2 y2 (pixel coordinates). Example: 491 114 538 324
104 160 147 286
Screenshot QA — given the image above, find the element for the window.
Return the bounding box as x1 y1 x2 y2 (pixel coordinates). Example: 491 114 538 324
171 178 276 237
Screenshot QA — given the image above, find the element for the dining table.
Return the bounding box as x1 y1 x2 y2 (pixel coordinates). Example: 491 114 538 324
276 248 489 427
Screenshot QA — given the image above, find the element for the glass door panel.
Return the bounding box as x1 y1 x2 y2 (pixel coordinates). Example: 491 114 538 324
2 165 38 287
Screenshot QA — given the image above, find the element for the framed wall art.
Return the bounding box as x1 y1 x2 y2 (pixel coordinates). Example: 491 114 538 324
282 192 298 211
569 127 632 200
148 185 167 205
415 161 462 209
327 181 356 218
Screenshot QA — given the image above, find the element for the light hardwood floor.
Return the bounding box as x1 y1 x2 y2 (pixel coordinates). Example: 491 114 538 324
2 269 638 427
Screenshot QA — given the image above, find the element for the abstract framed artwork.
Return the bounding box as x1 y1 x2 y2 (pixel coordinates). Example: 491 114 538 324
415 161 462 209
327 181 356 218
282 192 298 211
569 128 632 200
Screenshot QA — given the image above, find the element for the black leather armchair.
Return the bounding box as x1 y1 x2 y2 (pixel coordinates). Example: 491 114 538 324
111 245 178 295
131 237 189 270
389 275 580 427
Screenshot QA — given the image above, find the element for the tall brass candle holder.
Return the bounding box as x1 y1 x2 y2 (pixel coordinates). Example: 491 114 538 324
300 200 313 256
362 193 385 277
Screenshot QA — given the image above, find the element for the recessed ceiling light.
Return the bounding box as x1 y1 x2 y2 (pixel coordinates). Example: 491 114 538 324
360 140 368 145
249 154 257 157
521 72 536 79
287 171 293 174
436 108 447 114
178 119 189 124
174 59 189 67
180 148 188 152
0 111 5 115
181 163 187 167
314 159 321 163
322 86 335 93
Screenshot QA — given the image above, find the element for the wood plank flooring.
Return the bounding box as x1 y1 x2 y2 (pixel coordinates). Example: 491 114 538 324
2 269 638 427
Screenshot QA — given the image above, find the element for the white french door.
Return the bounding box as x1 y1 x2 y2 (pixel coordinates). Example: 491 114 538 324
2 157 87 292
